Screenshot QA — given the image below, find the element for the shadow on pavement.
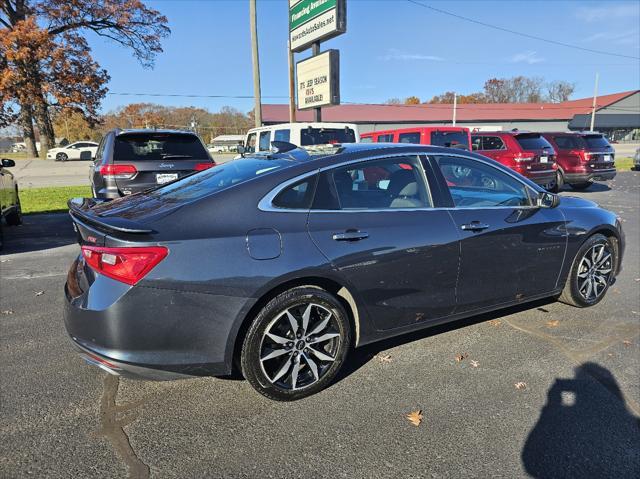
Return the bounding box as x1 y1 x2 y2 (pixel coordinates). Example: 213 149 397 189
522 362 640 478
559 182 611 193
1 212 76 255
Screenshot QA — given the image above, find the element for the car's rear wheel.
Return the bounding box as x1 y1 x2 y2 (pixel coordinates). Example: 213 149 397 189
56 152 68 162
241 286 352 401
559 234 615 308
570 182 591 191
6 188 22 226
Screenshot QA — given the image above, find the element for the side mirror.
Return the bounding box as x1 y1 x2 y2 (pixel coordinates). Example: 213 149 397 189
237 145 246 157
472 144 479 151
538 191 559 208
1 158 16 167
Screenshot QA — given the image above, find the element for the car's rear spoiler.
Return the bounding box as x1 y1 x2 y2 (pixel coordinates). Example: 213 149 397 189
67 197 154 235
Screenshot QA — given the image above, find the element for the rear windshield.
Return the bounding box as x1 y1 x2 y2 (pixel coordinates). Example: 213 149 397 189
300 128 356 146
142 158 289 202
114 133 209 161
582 135 611 149
430 131 469 149
514 134 553 151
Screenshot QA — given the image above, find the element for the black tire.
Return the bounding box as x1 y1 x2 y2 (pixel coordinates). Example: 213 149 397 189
558 234 615 308
570 182 591 191
0 219 4 251
241 286 352 401
56 152 68 162
5 188 22 226
548 170 563 193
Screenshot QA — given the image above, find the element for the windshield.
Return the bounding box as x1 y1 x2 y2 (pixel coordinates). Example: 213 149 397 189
300 128 356 146
582 135 611 149
114 133 209 161
515 134 553 151
431 131 470 148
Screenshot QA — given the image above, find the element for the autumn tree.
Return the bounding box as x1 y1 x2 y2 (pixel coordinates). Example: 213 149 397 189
0 1 169 157
52 109 101 142
404 96 421 105
546 80 576 103
428 91 486 104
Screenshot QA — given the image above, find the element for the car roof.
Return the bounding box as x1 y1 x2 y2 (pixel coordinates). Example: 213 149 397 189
472 130 540 136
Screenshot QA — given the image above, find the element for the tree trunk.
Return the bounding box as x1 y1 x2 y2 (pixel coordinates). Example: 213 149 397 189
32 98 55 156
18 106 38 158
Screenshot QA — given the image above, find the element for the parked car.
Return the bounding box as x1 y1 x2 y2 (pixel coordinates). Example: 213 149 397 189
47 141 99 162
207 144 226 154
63 143 625 400
541 132 616 190
90 129 216 199
243 123 359 154
0 158 23 250
634 147 640 171
471 131 557 190
360 126 471 150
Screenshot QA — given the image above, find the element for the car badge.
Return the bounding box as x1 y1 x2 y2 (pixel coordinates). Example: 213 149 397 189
87 235 97 243
159 163 174 168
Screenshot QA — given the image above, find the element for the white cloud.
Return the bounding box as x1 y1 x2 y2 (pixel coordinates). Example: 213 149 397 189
583 29 640 46
379 48 443 62
575 4 640 22
510 50 545 64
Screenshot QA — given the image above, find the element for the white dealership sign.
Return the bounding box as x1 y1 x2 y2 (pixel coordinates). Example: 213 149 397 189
289 0 346 52
296 50 340 110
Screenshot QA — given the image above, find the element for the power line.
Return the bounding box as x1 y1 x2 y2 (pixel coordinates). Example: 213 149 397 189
406 0 640 61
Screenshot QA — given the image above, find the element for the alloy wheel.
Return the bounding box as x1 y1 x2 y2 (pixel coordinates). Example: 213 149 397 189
576 242 613 301
259 302 341 391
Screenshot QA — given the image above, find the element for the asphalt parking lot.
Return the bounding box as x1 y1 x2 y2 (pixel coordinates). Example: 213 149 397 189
1 173 639 478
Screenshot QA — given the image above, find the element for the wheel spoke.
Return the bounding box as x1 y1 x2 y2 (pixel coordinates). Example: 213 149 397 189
308 313 331 336
577 270 589 278
261 348 289 361
584 278 593 299
301 303 312 332
308 333 340 344
308 346 335 362
270 356 292 383
303 353 319 381
290 355 301 390
595 253 611 268
265 332 289 345
596 266 612 275
594 245 605 263
285 310 299 335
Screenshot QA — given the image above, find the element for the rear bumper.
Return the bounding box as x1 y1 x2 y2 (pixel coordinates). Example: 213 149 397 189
63 267 249 379
521 169 556 186
564 168 616 183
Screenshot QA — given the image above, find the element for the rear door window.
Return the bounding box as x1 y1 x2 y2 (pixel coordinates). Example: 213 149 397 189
552 135 581 149
331 156 432 209
515 134 553 150
272 176 317 209
377 134 394 143
113 133 209 161
273 129 290 142
430 131 469 148
398 132 421 144
259 131 271 151
360 136 373 143
482 136 505 150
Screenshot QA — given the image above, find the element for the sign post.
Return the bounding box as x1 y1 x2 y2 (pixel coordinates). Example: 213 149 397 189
289 0 346 122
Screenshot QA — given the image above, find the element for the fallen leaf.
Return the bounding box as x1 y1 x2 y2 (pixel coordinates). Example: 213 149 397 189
470 360 479 368
405 409 423 427
546 320 559 328
34 291 44 296
515 382 527 390
1 310 14 315
376 354 392 363
622 340 632 347
487 319 501 327
455 353 468 362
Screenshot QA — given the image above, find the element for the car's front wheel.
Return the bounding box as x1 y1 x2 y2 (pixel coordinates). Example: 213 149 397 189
241 286 352 401
559 234 615 308
56 152 68 162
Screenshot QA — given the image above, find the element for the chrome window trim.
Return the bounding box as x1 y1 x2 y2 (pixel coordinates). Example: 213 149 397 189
258 150 541 213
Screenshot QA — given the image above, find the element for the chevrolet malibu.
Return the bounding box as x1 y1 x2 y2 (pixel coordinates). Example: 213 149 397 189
64 143 624 401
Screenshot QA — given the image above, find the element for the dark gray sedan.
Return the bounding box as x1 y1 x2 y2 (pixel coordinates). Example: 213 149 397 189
64 143 625 400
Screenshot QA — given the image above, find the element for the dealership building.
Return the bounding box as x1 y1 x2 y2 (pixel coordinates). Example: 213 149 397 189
262 90 640 142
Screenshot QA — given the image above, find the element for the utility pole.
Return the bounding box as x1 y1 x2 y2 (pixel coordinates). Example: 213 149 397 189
288 40 296 123
249 0 262 127
452 93 457 126
312 42 321 122
590 72 599 132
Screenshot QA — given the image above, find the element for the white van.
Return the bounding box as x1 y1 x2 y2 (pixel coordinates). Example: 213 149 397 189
243 122 360 153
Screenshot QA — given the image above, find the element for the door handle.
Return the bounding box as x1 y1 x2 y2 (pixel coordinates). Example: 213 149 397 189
332 230 369 242
460 222 490 232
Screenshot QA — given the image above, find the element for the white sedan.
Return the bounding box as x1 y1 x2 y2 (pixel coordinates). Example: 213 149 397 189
47 141 99 161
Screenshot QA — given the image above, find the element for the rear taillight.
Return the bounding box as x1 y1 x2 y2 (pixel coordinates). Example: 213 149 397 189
569 149 589 162
194 162 215 171
99 164 137 179
81 245 168 285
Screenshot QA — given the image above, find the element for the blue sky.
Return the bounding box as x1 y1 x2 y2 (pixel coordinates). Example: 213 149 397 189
90 0 640 113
